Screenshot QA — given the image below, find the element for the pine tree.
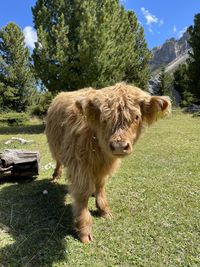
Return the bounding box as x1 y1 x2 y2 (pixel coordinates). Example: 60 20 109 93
125 11 151 89
0 23 35 112
173 64 194 106
188 13 200 103
156 66 173 96
32 0 150 94
173 64 189 98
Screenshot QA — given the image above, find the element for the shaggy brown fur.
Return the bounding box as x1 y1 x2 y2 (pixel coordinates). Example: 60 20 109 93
46 83 171 243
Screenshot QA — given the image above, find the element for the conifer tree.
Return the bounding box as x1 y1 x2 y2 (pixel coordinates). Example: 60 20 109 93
188 13 200 103
173 64 189 98
125 11 151 89
32 0 150 94
0 23 35 112
156 66 173 96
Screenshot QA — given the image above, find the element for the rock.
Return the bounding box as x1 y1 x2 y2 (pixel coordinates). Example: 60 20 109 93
148 76 160 94
0 149 40 179
148 29 191 106
150 30 191 73
4 137 34 145
184 104 200 113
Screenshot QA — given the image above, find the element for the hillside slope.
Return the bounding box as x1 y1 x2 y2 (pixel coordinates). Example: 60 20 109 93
150 30 190 74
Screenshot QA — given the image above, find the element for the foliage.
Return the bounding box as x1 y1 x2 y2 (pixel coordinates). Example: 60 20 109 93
181 90 196 107
0 23 36 112
125 11 151 89
30 90 53 118
173 64 194 106
1 112 200 266
188 13 200 103
193 110 200 117
32 0 151 94
173 64 189 98
156 66 173 97
0 112 29 126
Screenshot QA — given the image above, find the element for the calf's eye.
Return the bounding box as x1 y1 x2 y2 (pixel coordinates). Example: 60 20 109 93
135 115 139 121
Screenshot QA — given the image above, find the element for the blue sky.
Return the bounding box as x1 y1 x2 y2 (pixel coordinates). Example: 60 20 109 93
121 0 200 48
0 0 199 49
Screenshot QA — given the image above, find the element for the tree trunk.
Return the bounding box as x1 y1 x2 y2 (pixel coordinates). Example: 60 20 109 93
0 149 40 179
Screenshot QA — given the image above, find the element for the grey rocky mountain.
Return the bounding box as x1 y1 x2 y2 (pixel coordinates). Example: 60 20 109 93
148 30 191 102
149 30 191 73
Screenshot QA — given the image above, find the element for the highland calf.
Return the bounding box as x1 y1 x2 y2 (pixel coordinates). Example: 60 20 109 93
46 83 171 243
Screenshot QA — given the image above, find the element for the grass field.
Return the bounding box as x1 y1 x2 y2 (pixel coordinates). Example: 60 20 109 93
0 110 200 267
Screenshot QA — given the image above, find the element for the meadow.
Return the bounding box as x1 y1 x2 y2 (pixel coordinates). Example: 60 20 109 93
0 110 200 267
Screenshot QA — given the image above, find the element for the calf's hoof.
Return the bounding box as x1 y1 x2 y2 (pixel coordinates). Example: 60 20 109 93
100 210 113 219
51 174 61 182
80 233 93 244
51 178 58 183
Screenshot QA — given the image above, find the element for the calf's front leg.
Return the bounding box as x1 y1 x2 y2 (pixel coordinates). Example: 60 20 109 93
95 180 112 219
73 194 93 244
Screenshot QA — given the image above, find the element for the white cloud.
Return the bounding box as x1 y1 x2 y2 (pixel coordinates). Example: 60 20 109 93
178 26 188 38
173 25 177 33
141 7 164 33
159 19 164 26
141 7 158 25
23 26 37 49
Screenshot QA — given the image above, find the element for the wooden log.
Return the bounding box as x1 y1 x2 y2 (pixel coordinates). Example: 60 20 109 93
0 149 40 179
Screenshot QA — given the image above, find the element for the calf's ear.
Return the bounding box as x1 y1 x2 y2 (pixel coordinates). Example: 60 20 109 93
75 97 88 113
75 97 101 123
140 96 171 125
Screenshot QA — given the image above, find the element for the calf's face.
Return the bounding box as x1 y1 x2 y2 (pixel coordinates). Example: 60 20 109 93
99 104 142 157
76 94 170 158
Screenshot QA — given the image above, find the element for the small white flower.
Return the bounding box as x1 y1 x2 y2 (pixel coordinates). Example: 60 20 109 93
43 190 48 195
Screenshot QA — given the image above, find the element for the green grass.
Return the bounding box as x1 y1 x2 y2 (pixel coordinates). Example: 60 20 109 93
0 111 200 267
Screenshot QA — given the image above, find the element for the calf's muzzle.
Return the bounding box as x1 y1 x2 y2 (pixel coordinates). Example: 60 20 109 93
109 140 132 156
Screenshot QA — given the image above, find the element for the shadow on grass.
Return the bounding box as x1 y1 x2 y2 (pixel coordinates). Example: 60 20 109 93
0 124 45 135
0 178 75 266
0 175 37 185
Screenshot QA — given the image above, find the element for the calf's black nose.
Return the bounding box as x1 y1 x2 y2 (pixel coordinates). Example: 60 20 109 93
109 141 131 155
